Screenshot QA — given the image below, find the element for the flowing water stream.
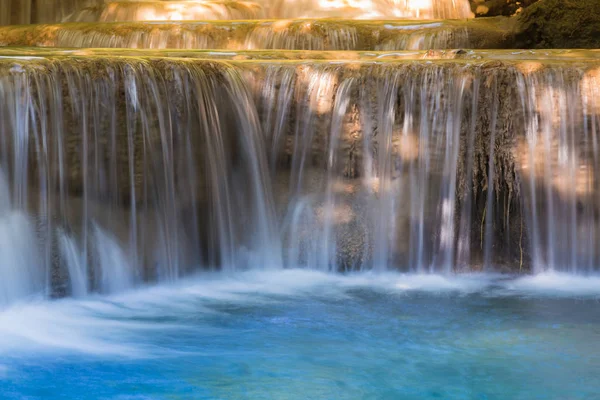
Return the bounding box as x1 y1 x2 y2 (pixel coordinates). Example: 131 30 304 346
0 0 599 398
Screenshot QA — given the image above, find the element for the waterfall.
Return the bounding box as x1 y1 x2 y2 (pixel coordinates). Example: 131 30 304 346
0 0 597 308
259 62 502 271
0 0 473 25
0 50 597 302
0 57 280 300
0 1 599 397
0 21 478 51
0 167 44 306
516 65 600 273
0 51 597 301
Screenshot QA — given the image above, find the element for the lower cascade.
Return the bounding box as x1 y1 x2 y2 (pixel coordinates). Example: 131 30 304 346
0 51 598 304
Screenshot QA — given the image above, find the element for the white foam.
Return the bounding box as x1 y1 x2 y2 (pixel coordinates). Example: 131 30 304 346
0 166 45 307
337 272 496 294
0 300 145 357
500 272 600 297
1 270 599 359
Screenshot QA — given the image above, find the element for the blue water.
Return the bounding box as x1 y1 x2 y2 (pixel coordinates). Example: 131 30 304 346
2 270 600 399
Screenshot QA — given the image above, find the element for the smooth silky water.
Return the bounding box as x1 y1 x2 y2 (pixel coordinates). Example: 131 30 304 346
1 0 600 398
2 271 600 399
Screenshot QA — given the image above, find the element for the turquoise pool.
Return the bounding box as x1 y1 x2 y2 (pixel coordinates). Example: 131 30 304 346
2 270 600 399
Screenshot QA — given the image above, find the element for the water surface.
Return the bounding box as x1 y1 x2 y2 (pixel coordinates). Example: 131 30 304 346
2 271 600 399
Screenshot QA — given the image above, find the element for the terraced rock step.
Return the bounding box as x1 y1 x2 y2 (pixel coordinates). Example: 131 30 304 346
0 19 513 50
1 47 598 61
0 50 598 271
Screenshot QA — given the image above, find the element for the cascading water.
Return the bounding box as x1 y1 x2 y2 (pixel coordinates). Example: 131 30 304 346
0 0 473 24
0 20 488 50
0 167 44 306
516 65 600 273
0 57 280 298
95 1 267 22
0 49 598 302
255 60 523 272
0 1 600 398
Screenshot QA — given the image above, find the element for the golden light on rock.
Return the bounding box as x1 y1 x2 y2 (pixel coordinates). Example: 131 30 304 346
226 39 243 50
525 83 569 128
366 177 380 194
515 138 595 198
581 67 600 114
515 136 551 179
396 133 420 162
317 204 355 225
271 19 293 32
551 164 594 197
297 66 339 114
332 180 357 194
516 62 544 75
475 5 489 15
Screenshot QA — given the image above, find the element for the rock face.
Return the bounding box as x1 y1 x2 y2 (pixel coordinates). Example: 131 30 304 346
470 0 539 17
515 0 600 48
470 0 600 50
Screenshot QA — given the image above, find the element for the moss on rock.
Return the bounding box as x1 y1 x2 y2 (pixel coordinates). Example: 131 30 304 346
470 0 539 17
515 0 600 48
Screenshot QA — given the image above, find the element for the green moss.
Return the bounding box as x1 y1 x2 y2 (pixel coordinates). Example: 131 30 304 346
516 0 600 48
463 17 517 48
470 0 539 17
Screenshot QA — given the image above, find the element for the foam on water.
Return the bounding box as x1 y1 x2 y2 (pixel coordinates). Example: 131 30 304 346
2 270 600 360
0 300 148 357
500 272 600 297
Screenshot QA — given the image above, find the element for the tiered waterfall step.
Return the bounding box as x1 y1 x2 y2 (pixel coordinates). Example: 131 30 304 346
0 19 514 50
1 47 597 60
0 0 597 288
0 49 598 272
4 0 473 24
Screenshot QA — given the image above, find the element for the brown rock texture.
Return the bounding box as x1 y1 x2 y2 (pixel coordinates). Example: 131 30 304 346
471 0 539 17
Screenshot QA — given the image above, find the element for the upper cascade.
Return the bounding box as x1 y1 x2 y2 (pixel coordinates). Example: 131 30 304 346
0 19 512 51
90 0 473 22
264 0 473 19
1 0 474 25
